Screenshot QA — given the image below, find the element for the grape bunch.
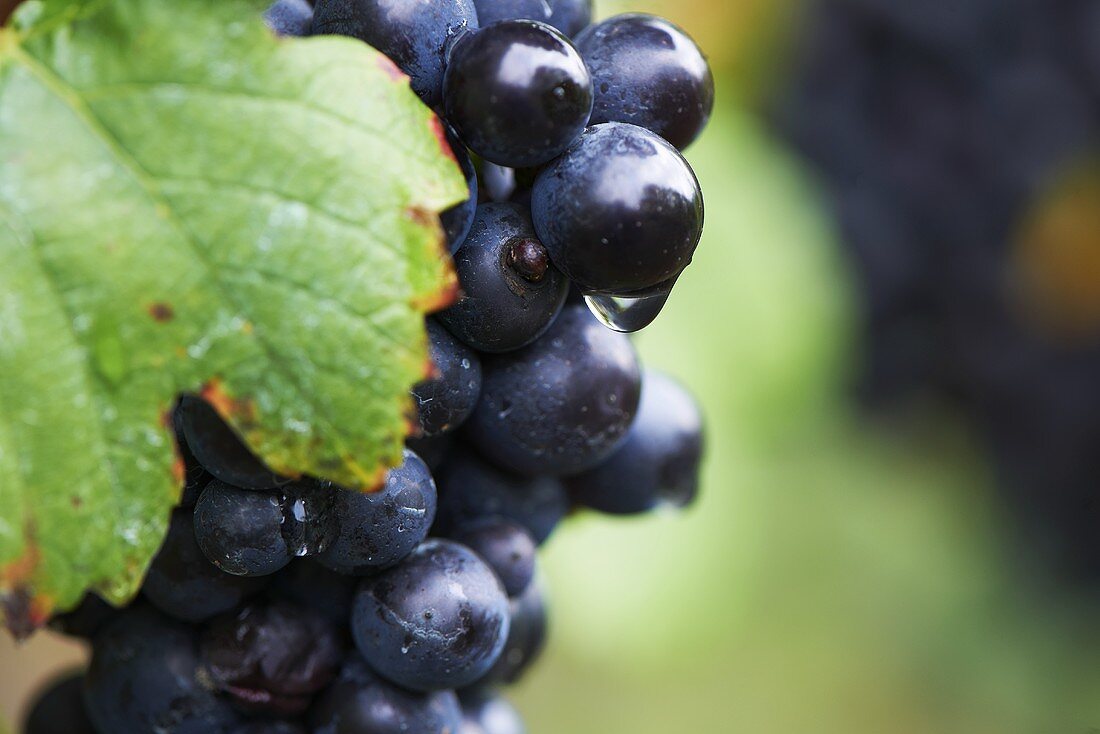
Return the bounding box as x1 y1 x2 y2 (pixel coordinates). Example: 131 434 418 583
24 1 712 732
776 0 1100 582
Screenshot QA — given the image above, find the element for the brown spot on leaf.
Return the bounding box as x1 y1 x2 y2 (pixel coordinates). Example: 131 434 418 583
71 496 83 509
200 379 257 424
0 528 47 637
1 530 39 586
161 406 188 486
414 271 460 313
430 115 457 163
0 0 24 26
376 53 406 82
171 456 186 485
148 302 175 322
406 206 434 230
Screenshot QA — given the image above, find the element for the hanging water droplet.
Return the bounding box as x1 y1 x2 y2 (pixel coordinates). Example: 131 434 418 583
583 287 672 333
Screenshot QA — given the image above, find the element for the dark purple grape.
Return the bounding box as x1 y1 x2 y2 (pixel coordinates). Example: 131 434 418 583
575 14 714 150
200 601 342 717
311 0 478 107
310 654 463 733
434 450 568 545
444 20 593 167
24 671 95 734
317 449 437 574
437 203 569 354
194 479 335 577
177 395 283 490
144 509 268 623
464 304 641 476
351 539 510 691
532 123 704 296
84 606 241 734
452 518 537 597
567 370 704 514
412 320 482 436
193 482 291 577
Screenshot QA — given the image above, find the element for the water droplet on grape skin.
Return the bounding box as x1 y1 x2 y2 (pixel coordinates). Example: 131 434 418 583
583 288 673 333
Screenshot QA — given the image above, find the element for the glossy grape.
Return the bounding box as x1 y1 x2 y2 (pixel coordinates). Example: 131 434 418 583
194 482 291 576
464 304 641 475
311 0 478 107
575 14 714 150
568 370 704 514
351 539 510 691
444 20 593 167
412 320 483 436
317 449 437 574
532 122 704 295
437 203 569 353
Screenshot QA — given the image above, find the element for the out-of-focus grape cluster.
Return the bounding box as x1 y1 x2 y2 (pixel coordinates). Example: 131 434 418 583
777 0 1100 582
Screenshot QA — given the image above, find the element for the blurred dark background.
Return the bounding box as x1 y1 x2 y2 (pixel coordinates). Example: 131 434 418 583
4 0 1100 732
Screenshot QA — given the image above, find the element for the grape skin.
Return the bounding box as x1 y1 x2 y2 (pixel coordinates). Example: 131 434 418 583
316 449 437 575
444 20 593 167
532 123 704 295
464 304 642 476
437 202 569 354
576 14 714 150
351 539 511 691
567 370 704 515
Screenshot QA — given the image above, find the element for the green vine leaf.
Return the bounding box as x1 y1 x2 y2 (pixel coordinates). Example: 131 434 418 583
0 0 465 632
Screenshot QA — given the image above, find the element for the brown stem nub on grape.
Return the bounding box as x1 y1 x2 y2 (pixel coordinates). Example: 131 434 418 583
506 238 549 283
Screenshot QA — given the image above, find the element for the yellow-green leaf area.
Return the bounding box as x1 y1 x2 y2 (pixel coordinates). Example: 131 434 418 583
0 0 466 628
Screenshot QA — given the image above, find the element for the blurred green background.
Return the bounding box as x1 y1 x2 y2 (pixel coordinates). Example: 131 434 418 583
508 1 1100 732
5 0 1100 732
